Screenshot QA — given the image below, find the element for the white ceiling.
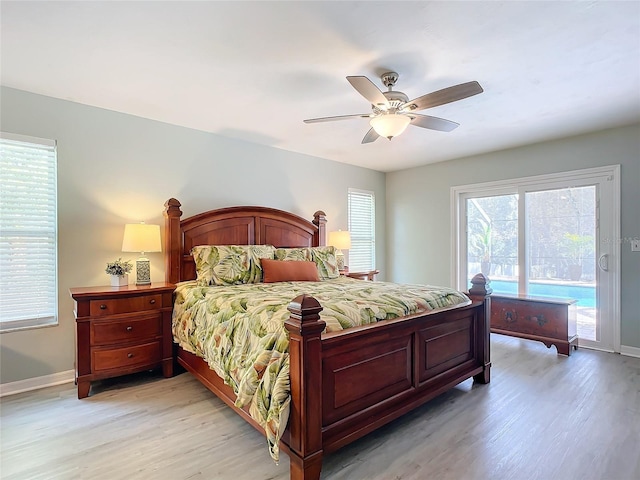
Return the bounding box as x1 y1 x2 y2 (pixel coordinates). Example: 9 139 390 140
1 1 639 173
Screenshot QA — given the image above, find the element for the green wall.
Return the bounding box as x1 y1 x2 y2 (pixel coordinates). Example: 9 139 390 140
0 87 386 383
386 123 640 350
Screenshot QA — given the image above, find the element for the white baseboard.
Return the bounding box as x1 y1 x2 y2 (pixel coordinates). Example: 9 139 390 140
620 345 640 358
0 370 75 397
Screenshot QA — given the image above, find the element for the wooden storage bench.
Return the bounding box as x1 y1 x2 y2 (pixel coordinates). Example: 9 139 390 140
490 294 578 356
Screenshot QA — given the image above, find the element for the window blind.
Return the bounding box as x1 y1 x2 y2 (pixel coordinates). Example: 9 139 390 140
1 132 58 331
348 188 375 272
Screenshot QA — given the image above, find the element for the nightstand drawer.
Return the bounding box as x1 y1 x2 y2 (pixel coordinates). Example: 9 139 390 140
91 314 162 346
90 294 163 317
92 341 161 372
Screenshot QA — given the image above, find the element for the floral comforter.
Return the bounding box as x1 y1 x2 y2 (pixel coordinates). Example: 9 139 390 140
172 276 470 460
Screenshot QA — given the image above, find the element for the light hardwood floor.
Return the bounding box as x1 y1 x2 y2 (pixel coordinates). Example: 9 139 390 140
2 335 639 480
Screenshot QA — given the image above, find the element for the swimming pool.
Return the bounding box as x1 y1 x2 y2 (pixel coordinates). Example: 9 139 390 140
488 279 596 307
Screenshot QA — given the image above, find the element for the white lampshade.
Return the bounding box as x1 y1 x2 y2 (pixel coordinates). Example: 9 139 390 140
328 230 351 272
122 223 161 285
122 223 162 254
328 230 351 250
370 114 411 139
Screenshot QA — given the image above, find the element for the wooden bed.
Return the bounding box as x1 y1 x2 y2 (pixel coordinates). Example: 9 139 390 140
164 198 492 480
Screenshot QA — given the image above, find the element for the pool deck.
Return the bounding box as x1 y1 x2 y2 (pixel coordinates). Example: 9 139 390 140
577 306 596 341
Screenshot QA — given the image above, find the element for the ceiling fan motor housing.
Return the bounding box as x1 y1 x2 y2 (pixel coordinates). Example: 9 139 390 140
382 90 409 110
379 72 408 110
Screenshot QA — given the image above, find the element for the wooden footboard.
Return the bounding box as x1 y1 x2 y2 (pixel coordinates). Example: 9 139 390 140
174 276 491 480
283 275 491 480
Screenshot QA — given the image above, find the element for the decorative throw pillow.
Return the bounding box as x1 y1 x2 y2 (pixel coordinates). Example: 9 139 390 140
274 246 339 280
261 259 319 283
309 246 340 280
192 245 275 286
274 247 312 262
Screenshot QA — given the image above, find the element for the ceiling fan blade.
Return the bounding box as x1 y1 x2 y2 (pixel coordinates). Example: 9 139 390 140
347 76 390 109
362 128 380 144
304 113 371 124
410 114 459 132
403 81 483 111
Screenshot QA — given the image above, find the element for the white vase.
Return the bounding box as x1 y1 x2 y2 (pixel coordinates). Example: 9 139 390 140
110 274 128 287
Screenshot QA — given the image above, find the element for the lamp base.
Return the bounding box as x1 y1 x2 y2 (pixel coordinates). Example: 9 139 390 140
336 251 345 272
135 257 151 285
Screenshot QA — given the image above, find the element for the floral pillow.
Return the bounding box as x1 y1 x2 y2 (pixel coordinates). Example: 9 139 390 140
274 247 312 262
274 246 339 280
192 245 275 286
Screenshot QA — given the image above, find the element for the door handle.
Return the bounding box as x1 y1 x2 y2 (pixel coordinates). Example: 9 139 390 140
598 253 609 272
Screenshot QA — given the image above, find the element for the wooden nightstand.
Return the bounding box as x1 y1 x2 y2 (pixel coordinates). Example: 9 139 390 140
344 270 379 281
70 282 175 399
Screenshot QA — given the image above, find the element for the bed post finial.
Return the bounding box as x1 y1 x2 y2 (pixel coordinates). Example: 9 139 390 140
164 198 183 285
285 295 325 480
313 211 327 246
469 273 492 297
468 273 492 385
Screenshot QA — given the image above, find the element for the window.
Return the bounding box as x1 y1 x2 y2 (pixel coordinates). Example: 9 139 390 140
348 188 375 271
1 132 58 332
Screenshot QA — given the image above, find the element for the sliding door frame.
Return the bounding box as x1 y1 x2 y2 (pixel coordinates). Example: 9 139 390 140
451 165 621 352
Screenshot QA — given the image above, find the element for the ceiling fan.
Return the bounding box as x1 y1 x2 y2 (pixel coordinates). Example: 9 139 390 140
303 72 483 143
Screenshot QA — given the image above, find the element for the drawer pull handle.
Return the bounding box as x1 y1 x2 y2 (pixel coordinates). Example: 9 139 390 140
149 299 156 305
100 304 107 310
126 326 133 332
127 353 134 358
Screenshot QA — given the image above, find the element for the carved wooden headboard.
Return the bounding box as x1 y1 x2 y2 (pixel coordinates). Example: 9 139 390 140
163 198 326 284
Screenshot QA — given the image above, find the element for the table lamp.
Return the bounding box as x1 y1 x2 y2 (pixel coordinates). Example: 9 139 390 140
121 222 162 285
328 230 351 272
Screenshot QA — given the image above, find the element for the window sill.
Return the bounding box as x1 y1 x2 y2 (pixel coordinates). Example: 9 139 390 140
0 318 58 334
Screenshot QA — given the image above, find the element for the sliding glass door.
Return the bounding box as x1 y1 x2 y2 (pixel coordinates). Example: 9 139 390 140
525 186 596 342
466 193 518 290
455 166 619 352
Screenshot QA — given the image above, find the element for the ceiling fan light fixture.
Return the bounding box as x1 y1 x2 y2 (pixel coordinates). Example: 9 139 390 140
370 114 411 140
